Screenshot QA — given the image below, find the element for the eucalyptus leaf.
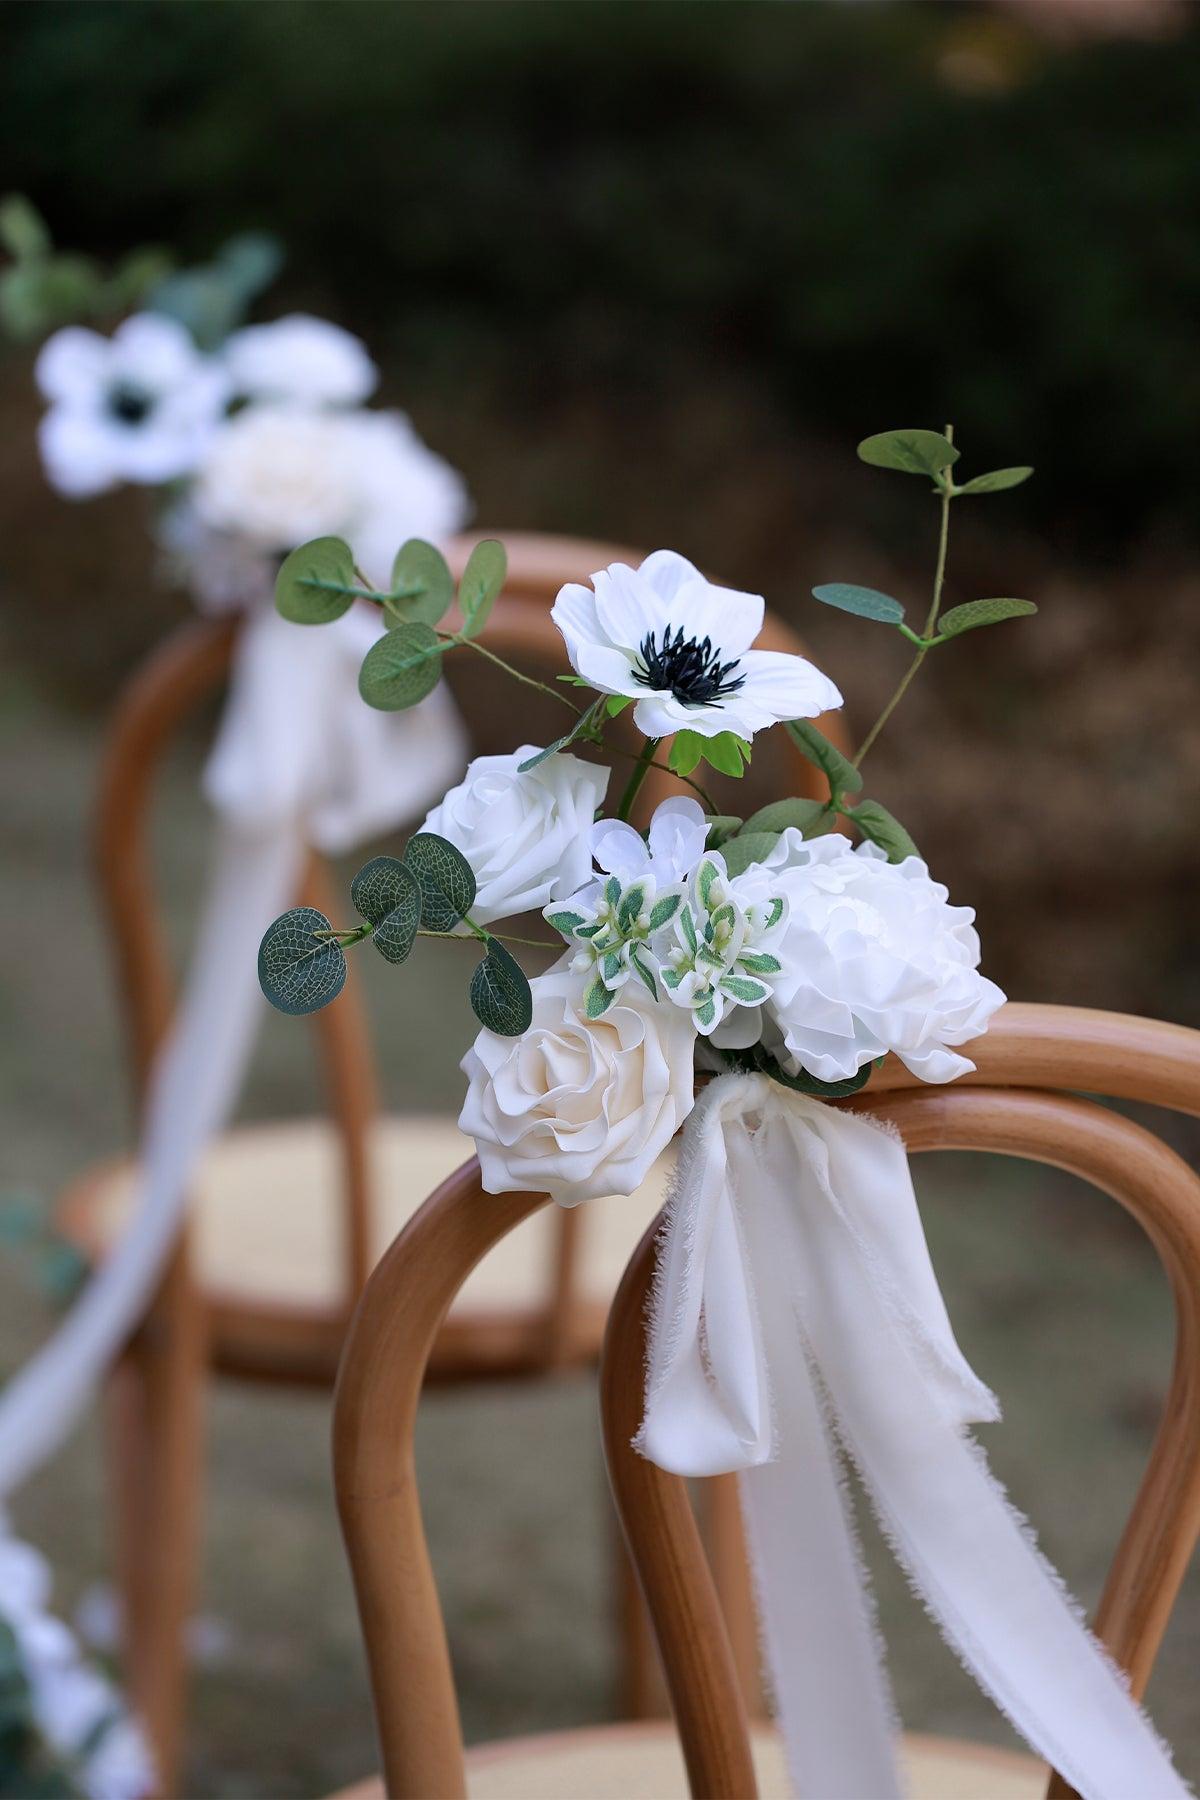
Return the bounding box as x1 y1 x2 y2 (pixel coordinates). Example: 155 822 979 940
275 537 357 624
858 428 960 477
811 583 905 624
720 1042 876 1099
404 832 477 932
784 721 863 797
258 907 347 1016
0 195 50 261
846 799 920 863
955 466 1034 495
470 939 533 1036
937 597 1037 638
720 831 781 877
742 796 835 836
458 539 507 638
352 855 422 964
388 539 454 627
359 622 443 711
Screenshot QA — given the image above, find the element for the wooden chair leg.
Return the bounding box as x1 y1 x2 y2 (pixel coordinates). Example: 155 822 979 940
704 1473 765 1718
614 1501 670 1719
107 1242 208 1798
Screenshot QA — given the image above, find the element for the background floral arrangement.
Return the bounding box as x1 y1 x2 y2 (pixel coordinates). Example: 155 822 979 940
258 425 1033 1200
24 209 468 604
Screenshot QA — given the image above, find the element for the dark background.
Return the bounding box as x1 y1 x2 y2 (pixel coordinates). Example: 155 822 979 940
1 5 1198 1794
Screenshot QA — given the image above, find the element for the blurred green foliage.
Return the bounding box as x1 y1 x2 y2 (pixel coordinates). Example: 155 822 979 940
1 1 1198 552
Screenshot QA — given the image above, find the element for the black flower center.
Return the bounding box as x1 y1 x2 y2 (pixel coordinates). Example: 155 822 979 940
106 382 155 426
634 624 746 708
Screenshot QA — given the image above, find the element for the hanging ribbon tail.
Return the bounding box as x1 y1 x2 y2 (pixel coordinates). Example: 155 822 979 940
0 820 302 1497
637 1073 1190 1800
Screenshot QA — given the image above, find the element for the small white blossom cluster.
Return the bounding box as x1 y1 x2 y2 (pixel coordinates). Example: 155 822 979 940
0 1523 154 1800
420 549 1006 1206
34 310 468 602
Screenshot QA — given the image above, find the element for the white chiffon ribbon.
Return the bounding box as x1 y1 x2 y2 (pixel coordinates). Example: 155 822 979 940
0 600 467 1497
638 1073 1187 1800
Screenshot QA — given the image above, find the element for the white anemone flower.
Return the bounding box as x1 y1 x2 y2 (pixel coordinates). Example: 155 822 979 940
551 549 842 741
222 313 378 407
36 313 229 498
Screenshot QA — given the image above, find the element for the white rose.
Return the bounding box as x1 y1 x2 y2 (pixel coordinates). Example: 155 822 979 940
721 834 1005 1083
421 747 608 926
222 313 377 407
460 967 697 1204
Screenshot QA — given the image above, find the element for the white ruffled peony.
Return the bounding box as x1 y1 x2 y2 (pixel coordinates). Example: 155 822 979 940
460 966 697 1204
190 405 469 587
717 833 1005 1083
222 313 377 407
421 747 608 926
36 313 229 498
551 549 842 742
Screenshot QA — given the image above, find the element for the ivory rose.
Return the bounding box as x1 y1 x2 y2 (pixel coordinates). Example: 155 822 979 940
420 747 608 926
459 967 697 1203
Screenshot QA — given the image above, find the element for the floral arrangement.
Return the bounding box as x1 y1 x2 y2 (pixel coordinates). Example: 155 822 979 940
0 1521 152 1800
257 426 1032 1200
23 214 467 602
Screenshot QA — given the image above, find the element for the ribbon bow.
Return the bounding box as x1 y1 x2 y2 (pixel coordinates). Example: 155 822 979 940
638 1074 1186 1800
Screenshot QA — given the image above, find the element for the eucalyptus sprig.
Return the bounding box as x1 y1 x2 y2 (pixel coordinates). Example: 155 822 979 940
258 832 536 1035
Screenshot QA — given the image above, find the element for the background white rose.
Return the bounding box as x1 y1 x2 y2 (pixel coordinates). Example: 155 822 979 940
421 746 608 926
460 967 697 1204
722 834 1005 1083
222 313 378 407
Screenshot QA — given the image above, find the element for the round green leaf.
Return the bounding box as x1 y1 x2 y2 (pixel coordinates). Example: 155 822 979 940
857 429 960 477
937 598 1037 638
812 583 905 624
742 797 834 837
721 831 781 876
352 855 422 964
258 907 347 1016
955 466 1034 496
276 537 357 625
358 622 443 711
404 831 477 932
458 539 507 638
470 940 533 1036
389 539 454 626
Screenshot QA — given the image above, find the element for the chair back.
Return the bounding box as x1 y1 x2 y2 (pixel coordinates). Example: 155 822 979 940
331 1003 1200 1799
96 534 843 1324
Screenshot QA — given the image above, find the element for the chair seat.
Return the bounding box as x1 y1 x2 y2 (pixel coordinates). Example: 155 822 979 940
334 1723 1047 1799
56 1114 672 1335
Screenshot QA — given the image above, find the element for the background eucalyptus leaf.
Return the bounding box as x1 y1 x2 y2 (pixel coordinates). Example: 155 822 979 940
404 831 477 931
846 798 920 863
358 621 443 710
811 582 905 624
470 939 533 1035
857 428 960 477
720 830 780 876
258 906 347 1016
937 597 1037 638
955 466 1034 495
742 796 834 836
784 720 863 797
388 538 454 626
275 536 357 624
458 538 507 638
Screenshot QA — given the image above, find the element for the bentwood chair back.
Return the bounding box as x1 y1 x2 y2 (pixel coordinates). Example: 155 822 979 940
332 1004 1200 1800
55 532 842 1789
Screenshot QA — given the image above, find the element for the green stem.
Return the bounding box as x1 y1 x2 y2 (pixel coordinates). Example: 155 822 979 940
604 737 718 813
447 635 581 713
852 424 954 770
616 737 661 822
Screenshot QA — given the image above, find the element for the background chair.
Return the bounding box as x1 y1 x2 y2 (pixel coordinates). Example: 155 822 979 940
51 532 843 1788
331 1003 1200 1799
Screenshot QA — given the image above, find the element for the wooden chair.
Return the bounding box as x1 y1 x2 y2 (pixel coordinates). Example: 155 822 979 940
331 1003 1200 1799
51 532 842 1790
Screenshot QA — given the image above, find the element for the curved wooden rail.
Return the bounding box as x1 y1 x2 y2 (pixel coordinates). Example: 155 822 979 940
335 1006 1200 1800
